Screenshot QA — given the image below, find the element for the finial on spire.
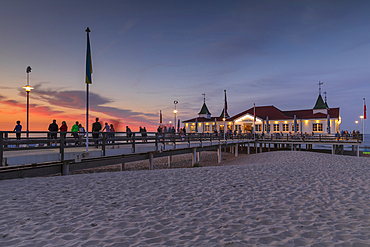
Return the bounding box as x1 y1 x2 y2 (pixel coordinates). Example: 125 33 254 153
202 93 206 103
324 91 327 103
85 27 91 33
318 81 324 95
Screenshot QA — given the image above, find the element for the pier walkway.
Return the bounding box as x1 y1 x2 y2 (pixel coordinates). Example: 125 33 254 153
0 131 363 179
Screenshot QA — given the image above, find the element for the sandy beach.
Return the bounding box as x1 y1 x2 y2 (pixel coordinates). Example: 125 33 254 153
1 151 370 246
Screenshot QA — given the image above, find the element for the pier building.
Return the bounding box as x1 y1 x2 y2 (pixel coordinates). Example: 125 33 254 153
183 93 340 135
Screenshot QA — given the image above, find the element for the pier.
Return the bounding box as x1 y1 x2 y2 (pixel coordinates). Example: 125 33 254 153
0 131 363 179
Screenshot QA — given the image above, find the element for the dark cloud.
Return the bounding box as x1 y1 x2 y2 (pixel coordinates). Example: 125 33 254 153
25 83 158 124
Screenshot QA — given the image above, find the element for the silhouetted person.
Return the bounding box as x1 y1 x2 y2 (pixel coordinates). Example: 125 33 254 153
48 119 58 146
92 118 102 147
13 120 22 147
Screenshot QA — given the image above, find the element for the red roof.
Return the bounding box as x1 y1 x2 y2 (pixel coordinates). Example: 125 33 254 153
183 105 340 123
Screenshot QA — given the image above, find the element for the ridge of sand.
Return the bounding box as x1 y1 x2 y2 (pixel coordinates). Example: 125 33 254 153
1 151 370 246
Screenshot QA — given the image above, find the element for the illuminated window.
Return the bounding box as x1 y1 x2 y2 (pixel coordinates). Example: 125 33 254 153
256 125 261 132
205 125 210 132
274 124 280 132
292 124 299 132
313 123 323 132
282 124 289 132
190 125 196 132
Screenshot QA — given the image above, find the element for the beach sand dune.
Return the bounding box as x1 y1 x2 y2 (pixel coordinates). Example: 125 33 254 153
1 151 370 246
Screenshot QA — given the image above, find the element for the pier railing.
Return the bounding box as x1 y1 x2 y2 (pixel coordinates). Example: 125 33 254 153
0 131 363 166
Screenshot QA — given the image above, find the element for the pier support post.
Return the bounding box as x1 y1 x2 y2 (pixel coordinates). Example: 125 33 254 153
0 133 3 166
217 145 222 163
121 163 125 171
62 161 69 176
332 145 335 154
260 143 262 153
268 143 270 152
235 144 238 157
149 152 154 170
168 156 173 168
192 148 197 166
357 145 360 157
197 152 200 162
247 142 250 154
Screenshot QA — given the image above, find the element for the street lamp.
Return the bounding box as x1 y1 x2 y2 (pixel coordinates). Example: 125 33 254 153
22 66 33 139
355 121 358 132
174 100 178 132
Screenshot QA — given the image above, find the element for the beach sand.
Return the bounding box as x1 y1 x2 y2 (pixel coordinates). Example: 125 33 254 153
1 151 370 246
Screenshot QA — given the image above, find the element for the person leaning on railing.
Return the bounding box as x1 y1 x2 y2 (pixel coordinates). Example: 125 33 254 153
13 120 22 147
48 119 58 146
71 121 80 145
92 118 102 147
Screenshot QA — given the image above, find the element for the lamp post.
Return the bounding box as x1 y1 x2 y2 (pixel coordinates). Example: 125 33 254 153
174 100 178 132
223 117 226 141
355 121 358 132
22 66 33 140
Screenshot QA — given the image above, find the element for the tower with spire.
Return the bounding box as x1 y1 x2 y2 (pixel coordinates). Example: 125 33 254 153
313 81 329 114
198 93 211 119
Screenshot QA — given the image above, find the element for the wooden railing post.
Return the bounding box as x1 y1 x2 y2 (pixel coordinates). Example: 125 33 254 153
155 133 158 151
0 132 3 166
132 133 136 153
102 132 106 156
60 134 65 161
4 132 8 148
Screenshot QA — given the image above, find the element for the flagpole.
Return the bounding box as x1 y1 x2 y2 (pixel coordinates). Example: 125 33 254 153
253 103 256 140
85 27 92 152
363 98 366 141
223 90 226 142
86 82 89 152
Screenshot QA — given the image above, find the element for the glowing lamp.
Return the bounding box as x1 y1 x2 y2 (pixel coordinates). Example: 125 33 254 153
23 85 34 92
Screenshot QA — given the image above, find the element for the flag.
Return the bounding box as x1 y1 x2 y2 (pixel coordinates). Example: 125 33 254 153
160 110 162 124
364 98 366 120
85 27 93 84
224 90 228 118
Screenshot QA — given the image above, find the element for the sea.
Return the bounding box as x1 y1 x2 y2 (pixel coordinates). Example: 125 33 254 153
314 134 370 152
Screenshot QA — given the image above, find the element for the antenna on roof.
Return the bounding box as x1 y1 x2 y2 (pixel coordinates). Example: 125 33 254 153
318 81 324 95
202 92 206 103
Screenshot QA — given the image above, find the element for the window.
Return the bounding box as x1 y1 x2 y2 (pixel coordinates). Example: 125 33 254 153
274 124 280 132
190 125 195 132
282 124 289 132
212 125 215 131
256 125 261 131
205 125 210 132
292 124 299 132
313 123 323 132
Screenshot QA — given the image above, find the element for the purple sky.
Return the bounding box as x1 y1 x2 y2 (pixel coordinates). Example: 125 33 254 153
1 0 370 131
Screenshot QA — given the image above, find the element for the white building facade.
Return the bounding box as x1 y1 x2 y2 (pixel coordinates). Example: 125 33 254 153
183 94 340 135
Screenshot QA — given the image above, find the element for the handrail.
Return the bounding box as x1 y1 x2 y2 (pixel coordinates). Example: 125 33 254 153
0 130 363 166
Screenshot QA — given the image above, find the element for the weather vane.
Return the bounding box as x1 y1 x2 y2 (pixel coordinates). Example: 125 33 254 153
318 81 324 95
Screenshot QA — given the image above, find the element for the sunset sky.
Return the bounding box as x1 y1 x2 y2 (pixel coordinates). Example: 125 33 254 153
1 0 370 132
